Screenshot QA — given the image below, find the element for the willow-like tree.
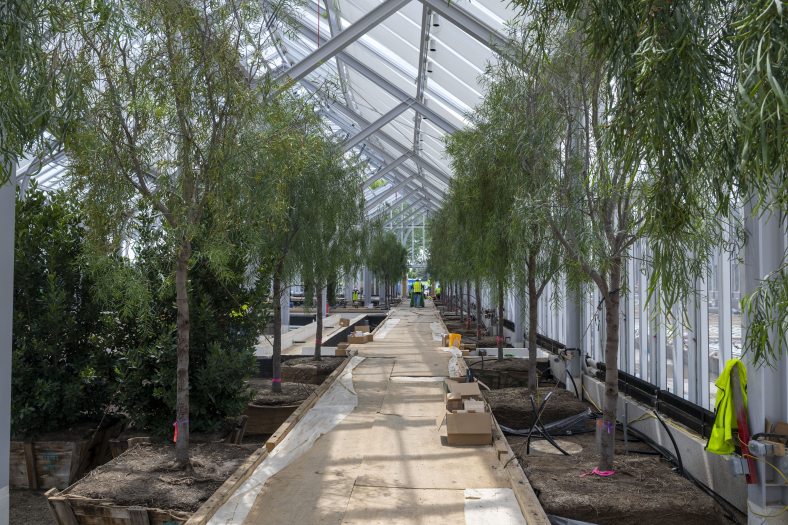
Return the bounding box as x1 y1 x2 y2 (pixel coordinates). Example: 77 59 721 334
479 55 564 390
238 97 329 391
67 0 289 469
296 142 365 360
447 118 516 361
512 5 733 471
367 228 408 309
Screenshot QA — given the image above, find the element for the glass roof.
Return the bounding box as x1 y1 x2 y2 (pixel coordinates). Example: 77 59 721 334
17 0 517 224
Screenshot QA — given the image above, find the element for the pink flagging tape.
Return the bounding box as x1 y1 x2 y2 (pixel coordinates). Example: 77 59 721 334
580 467 616 478
272 378 282 383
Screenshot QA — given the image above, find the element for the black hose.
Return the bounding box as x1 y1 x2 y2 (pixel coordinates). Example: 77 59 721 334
624 424 742 523
653 410 684 475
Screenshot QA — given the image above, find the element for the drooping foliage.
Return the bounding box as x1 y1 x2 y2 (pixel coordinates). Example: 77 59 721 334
367 227 408 308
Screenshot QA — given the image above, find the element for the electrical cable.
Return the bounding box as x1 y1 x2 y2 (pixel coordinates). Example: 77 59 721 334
653 409 684 475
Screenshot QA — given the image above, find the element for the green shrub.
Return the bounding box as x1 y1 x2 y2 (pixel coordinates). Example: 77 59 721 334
12 186 117 437
111 210 268 435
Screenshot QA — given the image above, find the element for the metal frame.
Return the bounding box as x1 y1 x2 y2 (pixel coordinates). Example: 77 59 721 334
417 0 511 55
275 0 411 85
343 100 414 152
291 15 460 134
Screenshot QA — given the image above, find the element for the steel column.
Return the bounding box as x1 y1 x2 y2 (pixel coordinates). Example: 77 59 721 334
0 164 15 523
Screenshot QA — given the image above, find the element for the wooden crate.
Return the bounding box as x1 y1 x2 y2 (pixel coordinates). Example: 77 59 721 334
47 488 191 525
243 404 299 435
11 418 125 490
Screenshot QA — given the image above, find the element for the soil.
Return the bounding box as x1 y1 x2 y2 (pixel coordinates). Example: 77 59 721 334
466 357 541 389
68 442 255 513
10 490 54 525
281 356 345 384
485 386 589 429
512 432 742 525
248 378 317 406
491 385 745 525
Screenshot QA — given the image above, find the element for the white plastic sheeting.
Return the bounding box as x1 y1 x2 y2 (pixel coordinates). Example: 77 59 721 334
464 488 528 525
442 347 462 377
430 321 445 341
208 355 366 525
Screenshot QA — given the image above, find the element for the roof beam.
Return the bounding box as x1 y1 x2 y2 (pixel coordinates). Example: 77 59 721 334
293 18 460 134
412 5 432 153
417 0 511 55
321 97 452 187
364 153 412 188
321 0 356 111
314 95 449 196
382 200 424 225
365 178 409 211
343 100 413 152
276 0 410 85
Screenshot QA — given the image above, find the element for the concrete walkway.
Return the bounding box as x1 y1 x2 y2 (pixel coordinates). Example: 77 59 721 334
242 304 529 524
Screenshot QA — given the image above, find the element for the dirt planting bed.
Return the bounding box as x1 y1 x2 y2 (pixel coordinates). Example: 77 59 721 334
281 356 345 384
67 442 256 513
511 432 741 525
488 387 744 524
248 378 317 406
466 357 538 389
484 386 588 429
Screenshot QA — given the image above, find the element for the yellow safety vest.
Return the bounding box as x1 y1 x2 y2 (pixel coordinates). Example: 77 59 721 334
707 358 748 455
413 281 422 293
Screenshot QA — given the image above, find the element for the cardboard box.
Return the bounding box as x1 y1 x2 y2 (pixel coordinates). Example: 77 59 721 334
444 379 482 399
442 334 449 347
446 411 492 446
365 333 374 343
445 393 463 412
355 324 371 333
347 335 367 345
335 342 349 356
339 318 350 327
463 399 486 413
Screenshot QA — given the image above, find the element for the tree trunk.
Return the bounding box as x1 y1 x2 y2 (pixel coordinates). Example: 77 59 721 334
475 280 482 343
527 252 539 391
599 258 622 472
466 280 471 329
174 240 192 470
272 265 283 393
459 282 465 323
314 282 323 362
497 280 504 361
